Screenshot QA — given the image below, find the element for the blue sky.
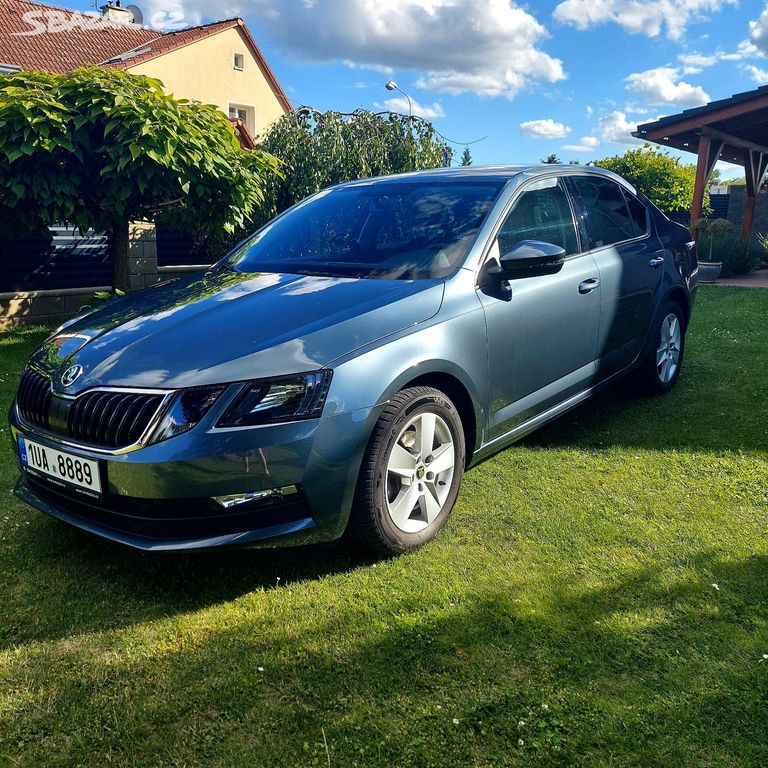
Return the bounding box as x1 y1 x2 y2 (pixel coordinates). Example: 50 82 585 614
70 0 768 178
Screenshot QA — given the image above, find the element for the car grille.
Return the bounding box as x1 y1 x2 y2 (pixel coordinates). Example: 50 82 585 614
16 368 53 430
16 368 166 450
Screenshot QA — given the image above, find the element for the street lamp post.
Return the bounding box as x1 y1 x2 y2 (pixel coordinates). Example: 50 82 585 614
385 81 412 116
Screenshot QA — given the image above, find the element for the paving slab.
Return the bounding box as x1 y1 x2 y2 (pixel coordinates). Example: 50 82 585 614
712 270 768 288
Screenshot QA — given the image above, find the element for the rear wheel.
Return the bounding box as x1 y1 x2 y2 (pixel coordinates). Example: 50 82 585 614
635 300 686 395
350 387 465 555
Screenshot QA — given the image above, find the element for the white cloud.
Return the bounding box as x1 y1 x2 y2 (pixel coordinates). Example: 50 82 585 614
343 61 394 76
684 8 768 66
623 104 651 114
597 110 642 144
677 44 755 74
143 0 566 100
749 7 768 55
562 136 600 152
745 64 768 83
585 105 594 117
383 96 446 119
552 0 735 40
520 118 571 139
625 67 709 106
678 52 717 74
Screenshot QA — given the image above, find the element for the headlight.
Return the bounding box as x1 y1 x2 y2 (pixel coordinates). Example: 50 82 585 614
149 385 226 444
217 371 332 427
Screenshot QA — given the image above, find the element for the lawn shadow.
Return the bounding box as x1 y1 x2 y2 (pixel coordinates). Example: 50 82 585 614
520 373 768 454
0 516 379 650
5 549 766 766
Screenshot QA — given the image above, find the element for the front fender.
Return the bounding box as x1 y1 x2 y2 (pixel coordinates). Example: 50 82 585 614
323 305 489 454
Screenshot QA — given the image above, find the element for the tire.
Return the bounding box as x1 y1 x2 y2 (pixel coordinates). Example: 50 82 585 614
635 300 686 395
349 387 466 555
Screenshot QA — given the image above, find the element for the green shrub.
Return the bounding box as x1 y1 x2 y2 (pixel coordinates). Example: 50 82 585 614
593 144 705 214
694 218 734 262
708 235 761 277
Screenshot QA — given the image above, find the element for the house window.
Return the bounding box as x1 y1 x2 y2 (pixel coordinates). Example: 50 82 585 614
228 104 255 132
233 53 245 71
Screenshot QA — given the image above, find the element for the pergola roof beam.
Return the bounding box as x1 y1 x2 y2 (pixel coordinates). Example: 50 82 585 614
634 84 768 239
635 93 768 141
701 126 768 157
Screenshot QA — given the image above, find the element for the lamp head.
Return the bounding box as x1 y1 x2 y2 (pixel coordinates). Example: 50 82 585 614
385 81 398 91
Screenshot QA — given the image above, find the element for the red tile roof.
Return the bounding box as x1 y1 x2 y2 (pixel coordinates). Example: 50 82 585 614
0 0 158 73
0 1 291 112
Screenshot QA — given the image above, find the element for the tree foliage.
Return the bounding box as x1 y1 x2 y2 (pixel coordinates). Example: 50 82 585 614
592 144 703 213
460 146 473 166
0 67 279 288
541 154 561 164
254 107 448 226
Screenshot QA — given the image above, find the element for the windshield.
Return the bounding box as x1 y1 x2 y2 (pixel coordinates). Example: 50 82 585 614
225 181 504 280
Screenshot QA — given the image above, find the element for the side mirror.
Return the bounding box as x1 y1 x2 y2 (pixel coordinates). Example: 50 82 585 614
487 240 566 280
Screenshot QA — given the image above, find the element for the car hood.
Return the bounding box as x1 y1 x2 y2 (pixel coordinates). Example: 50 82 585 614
32 270 445 391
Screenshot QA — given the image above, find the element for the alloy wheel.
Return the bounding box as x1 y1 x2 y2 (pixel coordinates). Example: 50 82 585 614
656 312 682 384
385 411 456 533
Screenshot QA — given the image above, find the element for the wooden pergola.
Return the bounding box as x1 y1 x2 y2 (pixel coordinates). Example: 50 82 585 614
634 85 768 238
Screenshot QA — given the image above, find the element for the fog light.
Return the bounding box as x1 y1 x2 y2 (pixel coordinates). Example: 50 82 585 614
214 485 299 509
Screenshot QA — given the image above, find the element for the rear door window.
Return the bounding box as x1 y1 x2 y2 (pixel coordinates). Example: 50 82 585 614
571 176 635 249
623 190 649 238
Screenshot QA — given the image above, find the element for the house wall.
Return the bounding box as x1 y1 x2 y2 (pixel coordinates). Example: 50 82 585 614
126 26 286 138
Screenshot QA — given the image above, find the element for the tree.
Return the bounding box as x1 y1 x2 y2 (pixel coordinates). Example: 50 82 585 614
592 144 704 213
460 146 473 166
255 107 449 225
0 68 279 290
542 154 561 164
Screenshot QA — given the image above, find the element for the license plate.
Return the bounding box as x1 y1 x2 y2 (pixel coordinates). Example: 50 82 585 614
18 437 102 499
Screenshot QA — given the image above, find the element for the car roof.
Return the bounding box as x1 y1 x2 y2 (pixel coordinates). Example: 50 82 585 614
339 164 636 191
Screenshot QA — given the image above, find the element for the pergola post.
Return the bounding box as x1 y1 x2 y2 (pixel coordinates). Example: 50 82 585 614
690 133 724 233
742 148 768 239
744 189 756 240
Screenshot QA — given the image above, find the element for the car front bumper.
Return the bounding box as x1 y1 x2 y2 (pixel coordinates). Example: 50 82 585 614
9 403 381 551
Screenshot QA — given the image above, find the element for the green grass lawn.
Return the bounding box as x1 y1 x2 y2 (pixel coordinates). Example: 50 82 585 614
0 286 767 767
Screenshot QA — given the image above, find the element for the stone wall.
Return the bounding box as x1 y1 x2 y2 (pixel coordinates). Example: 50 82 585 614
127 221 159 290
726 185 768 239
0 286 111 330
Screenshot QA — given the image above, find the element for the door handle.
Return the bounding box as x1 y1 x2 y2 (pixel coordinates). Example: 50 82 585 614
648 255 665 268
578 278 600 294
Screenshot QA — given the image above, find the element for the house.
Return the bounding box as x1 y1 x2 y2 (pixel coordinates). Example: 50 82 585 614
0 0 292 327
0 0 291 140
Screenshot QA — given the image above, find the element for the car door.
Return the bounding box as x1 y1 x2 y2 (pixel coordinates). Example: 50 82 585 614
476 176 602 441
568 175 664 379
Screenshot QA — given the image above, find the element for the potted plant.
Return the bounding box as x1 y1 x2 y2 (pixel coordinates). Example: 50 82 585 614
694 218 734 281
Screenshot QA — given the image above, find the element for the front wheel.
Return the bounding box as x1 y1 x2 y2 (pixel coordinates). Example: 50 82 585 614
635 300 687 395
349 387 465 555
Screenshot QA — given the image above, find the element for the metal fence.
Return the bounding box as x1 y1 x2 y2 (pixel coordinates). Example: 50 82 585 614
1 226 112 293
